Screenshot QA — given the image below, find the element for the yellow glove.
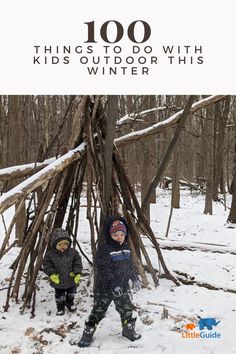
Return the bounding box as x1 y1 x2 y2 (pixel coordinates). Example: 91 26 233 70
74 274 81 285
50 273 60 285
70 272 75 278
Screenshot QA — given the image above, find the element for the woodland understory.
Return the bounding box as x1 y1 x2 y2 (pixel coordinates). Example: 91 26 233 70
0 94 236 316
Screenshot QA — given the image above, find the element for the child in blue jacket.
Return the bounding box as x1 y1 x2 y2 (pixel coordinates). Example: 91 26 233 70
77 215 141 347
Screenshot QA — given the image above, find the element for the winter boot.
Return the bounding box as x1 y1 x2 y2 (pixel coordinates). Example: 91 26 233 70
66 303 77 312
55 295 65 316
122 318 141 341
65 294 77 312
78 322 97 347
56 309 65 316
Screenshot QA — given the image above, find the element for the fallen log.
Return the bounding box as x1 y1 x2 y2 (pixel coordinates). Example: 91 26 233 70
173 270 236 294
157 238 236 255
162 176 200 190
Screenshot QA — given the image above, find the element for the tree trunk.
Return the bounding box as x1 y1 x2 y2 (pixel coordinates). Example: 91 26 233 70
172 140 180 208
213 97 230 201
227 119 236 223
98 96 118 244
103 96 118 215
203 107 214 215
141 95 196 215
7 96 27 244
140 96 157 223
171 95 182 208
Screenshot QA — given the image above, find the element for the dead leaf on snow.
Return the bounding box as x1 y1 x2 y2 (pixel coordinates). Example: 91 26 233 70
25 327 35 336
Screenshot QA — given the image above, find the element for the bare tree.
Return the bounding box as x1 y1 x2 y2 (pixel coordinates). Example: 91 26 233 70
213 97 230 200
141 96 196 215
227 114 236 223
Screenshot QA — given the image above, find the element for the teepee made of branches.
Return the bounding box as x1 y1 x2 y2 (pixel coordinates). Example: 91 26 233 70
0 95 226 317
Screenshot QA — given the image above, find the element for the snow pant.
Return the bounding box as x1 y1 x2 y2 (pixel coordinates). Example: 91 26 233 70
87 289 133 326
55 285 77 311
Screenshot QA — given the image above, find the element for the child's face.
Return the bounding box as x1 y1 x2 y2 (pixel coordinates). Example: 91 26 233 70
111 231 126 245
56 240 69 252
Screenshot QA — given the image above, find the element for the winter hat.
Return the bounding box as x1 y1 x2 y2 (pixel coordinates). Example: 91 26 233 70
51 228 71 249
109 220 127 236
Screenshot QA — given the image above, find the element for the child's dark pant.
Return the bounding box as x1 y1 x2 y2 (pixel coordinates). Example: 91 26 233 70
55 285 77 310
87 289 133 325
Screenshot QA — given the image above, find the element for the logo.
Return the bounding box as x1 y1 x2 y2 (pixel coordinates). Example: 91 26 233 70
185 323 196 331
182 318 221 339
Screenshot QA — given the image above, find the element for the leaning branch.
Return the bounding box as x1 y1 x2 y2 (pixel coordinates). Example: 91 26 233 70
141 95 196 213
0 143 86 214
115 95 227 147
116 107 167 126
0 158 56 181
1 96 226 182
0 96 227 215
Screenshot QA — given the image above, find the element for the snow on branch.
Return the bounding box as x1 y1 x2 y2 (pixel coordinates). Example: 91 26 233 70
158 239 236 255
116 107 167 126
0 95 227 215
115 95 227 147
0 109 164 181
0 96 225 182
0 143 86 214
0 157 56 181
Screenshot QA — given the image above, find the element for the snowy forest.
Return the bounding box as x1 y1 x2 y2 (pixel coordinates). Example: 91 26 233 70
0 95 235 354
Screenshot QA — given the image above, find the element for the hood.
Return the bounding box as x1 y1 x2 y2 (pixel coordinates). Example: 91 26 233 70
103 215 129 245
51 228 72 249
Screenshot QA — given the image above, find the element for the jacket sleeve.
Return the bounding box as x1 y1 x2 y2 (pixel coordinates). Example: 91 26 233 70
43 251 56 276
73 250 83 275
96 245 115 287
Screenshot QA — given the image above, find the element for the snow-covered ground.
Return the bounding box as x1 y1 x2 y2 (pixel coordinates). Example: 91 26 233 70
0 189 235 354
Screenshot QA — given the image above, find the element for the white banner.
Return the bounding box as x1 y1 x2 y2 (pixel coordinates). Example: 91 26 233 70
0 0 235 94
